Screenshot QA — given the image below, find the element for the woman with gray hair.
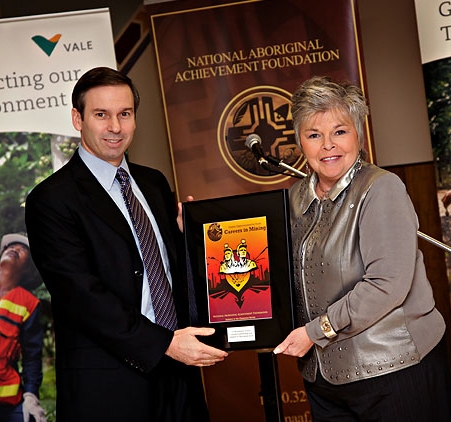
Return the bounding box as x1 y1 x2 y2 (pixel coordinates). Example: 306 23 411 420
0 233 46 422
273 76 451 420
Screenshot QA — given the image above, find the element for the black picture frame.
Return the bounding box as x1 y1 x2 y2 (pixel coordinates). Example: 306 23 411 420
183 189 295 351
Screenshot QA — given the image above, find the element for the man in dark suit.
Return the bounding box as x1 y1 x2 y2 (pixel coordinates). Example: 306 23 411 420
25 67 228 422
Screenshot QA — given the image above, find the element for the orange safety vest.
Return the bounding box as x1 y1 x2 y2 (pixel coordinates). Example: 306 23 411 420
0 286 39 406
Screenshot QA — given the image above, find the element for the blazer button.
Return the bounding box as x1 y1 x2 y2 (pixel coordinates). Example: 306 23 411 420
134 270 143 277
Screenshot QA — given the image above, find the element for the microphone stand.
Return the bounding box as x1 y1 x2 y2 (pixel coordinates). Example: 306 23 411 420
259 155 307 177
264 155 307 178
263 156 451 253
417 230 451 253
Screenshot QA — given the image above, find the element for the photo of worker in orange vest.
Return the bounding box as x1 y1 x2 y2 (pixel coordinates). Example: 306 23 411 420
0 233 46 422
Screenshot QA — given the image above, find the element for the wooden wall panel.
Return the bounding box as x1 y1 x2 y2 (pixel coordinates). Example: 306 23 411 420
384 162 451 364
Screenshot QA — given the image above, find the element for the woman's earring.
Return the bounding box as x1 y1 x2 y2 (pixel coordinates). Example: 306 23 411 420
355 152 363 171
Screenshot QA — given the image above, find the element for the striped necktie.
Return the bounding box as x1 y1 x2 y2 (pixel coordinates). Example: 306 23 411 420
115 167 177 330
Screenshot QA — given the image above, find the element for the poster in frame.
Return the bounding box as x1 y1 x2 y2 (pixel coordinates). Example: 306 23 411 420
183 189 295 351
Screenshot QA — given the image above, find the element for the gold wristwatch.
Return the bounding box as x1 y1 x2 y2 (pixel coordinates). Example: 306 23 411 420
319 314 337 339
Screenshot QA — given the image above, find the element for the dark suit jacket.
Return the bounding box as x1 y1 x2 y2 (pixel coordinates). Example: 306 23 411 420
25 152 208 422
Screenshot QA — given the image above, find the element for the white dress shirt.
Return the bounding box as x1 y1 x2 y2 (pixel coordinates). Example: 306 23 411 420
78 145 173 323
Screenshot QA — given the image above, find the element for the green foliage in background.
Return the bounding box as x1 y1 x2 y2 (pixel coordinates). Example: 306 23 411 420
0 132 53 234
0 132 56 420
423 58 451 188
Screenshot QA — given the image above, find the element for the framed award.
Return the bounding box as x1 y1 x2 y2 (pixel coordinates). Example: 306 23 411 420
183 189 295 350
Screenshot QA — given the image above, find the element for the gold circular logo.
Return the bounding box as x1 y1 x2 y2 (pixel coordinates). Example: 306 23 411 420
206 223 223 242
217 85 306 184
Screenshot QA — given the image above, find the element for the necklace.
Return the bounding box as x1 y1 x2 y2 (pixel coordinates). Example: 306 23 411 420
317 184 330 199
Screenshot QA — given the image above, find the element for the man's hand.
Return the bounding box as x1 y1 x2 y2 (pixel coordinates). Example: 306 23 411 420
23 392 47 422
177 196 194 232
165 327 228 366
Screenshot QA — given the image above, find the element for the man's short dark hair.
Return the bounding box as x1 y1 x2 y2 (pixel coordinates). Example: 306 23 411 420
72 67 140 119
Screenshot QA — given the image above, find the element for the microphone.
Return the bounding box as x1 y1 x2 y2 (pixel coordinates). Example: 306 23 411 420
245 134 268 166
245 133 307 178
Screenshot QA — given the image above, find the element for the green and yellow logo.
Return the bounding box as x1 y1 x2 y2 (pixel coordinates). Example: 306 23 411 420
31 34 62 56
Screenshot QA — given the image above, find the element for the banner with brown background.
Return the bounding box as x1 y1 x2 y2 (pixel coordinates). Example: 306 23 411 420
148 0 372 201
148 0 368 420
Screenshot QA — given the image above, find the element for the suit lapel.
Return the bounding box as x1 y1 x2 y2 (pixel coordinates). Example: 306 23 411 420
67 153 137 248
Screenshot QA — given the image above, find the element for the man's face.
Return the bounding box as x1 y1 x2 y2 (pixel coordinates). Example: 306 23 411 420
72 84 136 166
0 243 30 273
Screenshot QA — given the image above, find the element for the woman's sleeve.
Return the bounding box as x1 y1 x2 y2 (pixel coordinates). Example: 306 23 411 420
306 172 419 345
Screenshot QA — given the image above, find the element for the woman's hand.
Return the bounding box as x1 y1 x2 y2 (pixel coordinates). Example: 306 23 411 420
273 326 314 357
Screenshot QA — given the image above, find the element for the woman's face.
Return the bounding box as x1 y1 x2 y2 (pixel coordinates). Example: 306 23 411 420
299 108 360 189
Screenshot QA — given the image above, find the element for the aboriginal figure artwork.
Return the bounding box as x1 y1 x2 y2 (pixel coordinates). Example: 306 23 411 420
203 216 272 324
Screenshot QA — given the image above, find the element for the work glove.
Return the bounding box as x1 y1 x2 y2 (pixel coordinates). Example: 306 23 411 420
22 392 47 422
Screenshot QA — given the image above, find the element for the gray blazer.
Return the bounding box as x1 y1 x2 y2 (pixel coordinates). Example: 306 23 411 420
289 160 445 384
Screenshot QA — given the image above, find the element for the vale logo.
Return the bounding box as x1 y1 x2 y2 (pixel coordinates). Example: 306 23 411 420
32 34 62 56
